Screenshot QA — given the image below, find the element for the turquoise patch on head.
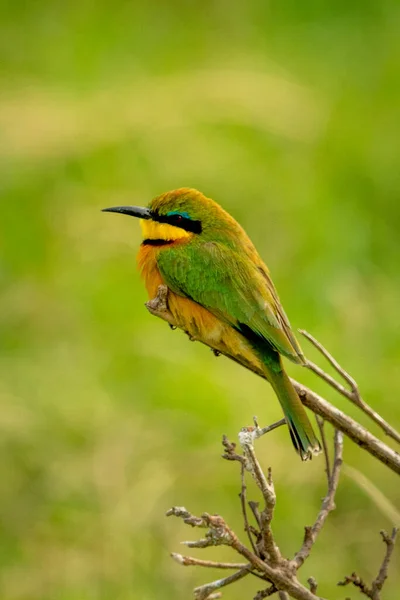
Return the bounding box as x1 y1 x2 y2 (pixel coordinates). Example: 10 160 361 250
167 210 191 219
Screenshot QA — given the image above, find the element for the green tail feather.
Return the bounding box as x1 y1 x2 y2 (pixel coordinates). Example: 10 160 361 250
269 367 321 460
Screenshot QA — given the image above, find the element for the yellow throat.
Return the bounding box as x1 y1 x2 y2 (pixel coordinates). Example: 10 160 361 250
140 219 192 242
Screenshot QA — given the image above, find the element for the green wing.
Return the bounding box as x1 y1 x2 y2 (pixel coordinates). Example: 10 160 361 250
157 241 304 363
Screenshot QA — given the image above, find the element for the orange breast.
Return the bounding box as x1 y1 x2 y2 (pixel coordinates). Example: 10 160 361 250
137 244 264 374
137 244 165 299
137 244 223 337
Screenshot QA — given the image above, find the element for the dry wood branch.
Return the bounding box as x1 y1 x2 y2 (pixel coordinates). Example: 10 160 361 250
146 285 400 475
240 461 259 556
238 428 281 565
253 585 277 599
168 429 342 600
253 417 287 440
299 329 400 446
293 382 400 476
167 503 322 600
167 428 397 599
307 578 318 594
373 529 398 597
315 416 331 483
338 528 398 599
193 567 251 600
292 430 343 569
171 554 248 570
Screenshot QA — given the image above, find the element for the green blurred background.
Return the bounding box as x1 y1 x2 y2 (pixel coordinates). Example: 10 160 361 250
1 2 399 599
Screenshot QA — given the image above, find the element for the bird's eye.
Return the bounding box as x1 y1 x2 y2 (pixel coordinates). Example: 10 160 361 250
174 215 183 224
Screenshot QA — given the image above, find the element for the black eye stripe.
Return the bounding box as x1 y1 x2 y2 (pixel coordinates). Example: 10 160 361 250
151 211 202 234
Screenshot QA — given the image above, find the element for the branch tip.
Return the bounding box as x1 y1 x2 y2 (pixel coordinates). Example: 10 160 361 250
299 329 400 446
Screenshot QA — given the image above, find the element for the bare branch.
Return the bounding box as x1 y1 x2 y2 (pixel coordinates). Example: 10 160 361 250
254 417 287 440
171 554 248 569
168 506 324 599
307 578 318 594
240 461 260 556
253 585 277 599
239 429 281 565
222 435 246 464
315 416 331 484
338 528 398 599
294 381 400 476
293 430 344 569
373 529 398 596
299 330 363 394
166 506 209 528
299 329 400 446
338 572 372 596
194 567 252 600
248 501 262 531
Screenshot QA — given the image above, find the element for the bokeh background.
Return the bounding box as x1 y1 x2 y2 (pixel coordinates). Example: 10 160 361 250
1 2 399 599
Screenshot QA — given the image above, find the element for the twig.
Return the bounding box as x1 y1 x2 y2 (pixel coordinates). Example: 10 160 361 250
294 381 400 476
171 554 248 569
166 506 210 528
293 430 344 569
241 461 259 556
194 567 251 600
248 501 262 531
307 578 318 594
239 429 281 565
222 431 271 563
146 285 400 476
299 330 363 398
253 585 277 599
254 417 287 439
315 416 331 483
222 435 246 464
299 329 400 446
373 529 398 597
338 528 398 599
338 572 372 596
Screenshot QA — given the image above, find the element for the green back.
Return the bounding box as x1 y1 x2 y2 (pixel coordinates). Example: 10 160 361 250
157 238 304 364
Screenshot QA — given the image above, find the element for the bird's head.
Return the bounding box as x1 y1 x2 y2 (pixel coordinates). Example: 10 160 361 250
103 188 244 246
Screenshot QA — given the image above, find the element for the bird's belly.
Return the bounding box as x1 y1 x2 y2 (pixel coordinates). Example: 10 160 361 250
169 293 264 373
137 246 264 374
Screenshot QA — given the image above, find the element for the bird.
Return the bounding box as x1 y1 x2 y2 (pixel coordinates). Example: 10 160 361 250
103 188 321 460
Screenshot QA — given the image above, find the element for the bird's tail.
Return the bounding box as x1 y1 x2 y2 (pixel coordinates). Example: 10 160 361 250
268 364 321 460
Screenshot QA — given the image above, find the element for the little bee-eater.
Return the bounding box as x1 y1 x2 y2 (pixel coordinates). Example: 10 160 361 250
103 188 320 460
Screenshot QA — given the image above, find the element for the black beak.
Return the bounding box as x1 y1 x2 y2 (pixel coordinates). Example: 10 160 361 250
102 206 151 219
